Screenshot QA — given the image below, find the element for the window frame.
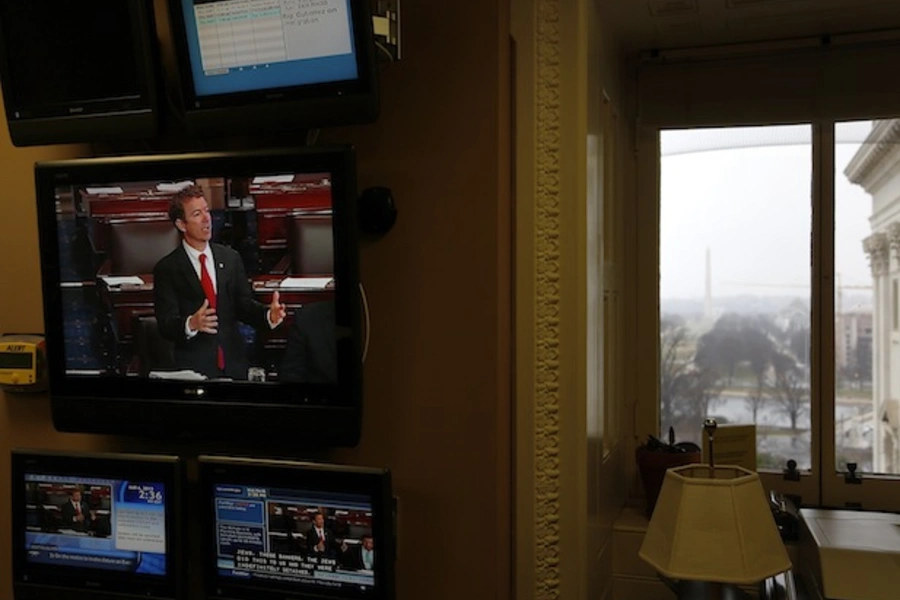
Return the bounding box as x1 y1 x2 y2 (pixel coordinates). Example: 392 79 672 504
633 119 900 510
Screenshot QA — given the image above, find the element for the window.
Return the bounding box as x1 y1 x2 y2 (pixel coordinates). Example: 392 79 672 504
660 125 812 470
653 120 900 509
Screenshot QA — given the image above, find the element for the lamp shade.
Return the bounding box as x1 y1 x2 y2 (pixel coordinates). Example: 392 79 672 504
638 464 791 585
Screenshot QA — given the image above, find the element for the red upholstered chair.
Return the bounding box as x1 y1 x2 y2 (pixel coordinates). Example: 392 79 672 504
96 218 180 374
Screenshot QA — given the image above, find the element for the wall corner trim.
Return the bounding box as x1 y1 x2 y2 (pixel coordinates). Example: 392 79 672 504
534 0 563 598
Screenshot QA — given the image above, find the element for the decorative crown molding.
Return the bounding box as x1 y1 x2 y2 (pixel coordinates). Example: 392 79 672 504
844 119 900 190
534 0 562 597
864 232 890 276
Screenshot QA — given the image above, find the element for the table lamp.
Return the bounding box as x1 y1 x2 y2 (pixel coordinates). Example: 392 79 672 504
638 420 791 599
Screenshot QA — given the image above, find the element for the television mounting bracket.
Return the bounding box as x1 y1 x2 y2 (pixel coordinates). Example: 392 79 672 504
372 0 401 61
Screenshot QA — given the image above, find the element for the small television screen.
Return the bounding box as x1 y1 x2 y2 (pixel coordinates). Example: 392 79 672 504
0 0 159 146
199 456 394 600
11 450 184 600
36 146 362 444
166 0 378 134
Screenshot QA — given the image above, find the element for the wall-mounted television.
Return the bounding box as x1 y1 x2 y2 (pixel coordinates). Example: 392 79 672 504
0 0 160 146
199 455 394 600
35 146 362 444
11 449 184 600
165 0 379 135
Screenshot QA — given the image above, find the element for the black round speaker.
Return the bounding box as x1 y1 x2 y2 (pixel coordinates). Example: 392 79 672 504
357 186 397 235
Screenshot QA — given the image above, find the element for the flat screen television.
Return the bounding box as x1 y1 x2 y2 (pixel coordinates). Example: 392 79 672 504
199 455 394 600
11 449 184 600
0 0 160 146
165 0 379 135
35 146 362 444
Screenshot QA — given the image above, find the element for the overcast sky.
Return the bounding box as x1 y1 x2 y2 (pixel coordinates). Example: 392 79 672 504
660 121 875 300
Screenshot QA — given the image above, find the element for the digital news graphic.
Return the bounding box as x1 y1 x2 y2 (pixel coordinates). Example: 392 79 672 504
23 474 168 576
214 483 377 594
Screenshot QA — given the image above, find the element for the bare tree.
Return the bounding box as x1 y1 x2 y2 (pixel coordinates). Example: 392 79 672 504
768 351 808 438
679 368 724 432
695 313 744 386
660 318 692 428
742 316 776 422
744 390 766 423
660 317 722 442
695 314 777 418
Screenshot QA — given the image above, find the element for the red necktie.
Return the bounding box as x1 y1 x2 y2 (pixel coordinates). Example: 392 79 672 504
199 254 225 371
74 502 81 516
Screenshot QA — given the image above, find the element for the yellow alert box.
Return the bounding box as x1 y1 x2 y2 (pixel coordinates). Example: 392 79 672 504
0 334 47 392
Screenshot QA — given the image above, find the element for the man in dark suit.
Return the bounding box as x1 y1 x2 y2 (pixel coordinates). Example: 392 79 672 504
280 300 337 383
341 535 375 571
154 185 286 380
306 512 338 558
59 489 91 532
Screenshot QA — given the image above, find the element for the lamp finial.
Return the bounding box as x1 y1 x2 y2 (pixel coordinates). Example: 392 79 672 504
703 418 718 477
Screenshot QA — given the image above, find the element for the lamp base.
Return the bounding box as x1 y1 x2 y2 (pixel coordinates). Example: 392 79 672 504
676 581 749 600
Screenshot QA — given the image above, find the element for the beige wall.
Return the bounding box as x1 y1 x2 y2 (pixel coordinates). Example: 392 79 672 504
0 134 103 600
0 1 512 599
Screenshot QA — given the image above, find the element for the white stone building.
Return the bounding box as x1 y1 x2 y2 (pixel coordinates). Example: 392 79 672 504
846 119 900 473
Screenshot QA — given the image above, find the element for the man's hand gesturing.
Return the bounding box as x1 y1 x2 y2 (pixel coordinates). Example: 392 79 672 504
189 299 218 334
269 290 287 325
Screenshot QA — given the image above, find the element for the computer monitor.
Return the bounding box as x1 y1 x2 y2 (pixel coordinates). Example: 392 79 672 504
11 450 184 600
165 0 379 135
0 0 160 146
199 455 394 600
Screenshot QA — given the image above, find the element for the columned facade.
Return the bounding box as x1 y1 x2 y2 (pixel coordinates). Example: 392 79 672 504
862 232 890 471
848 120 900 473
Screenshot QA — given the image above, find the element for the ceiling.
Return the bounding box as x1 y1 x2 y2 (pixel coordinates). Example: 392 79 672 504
601 0 900 53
